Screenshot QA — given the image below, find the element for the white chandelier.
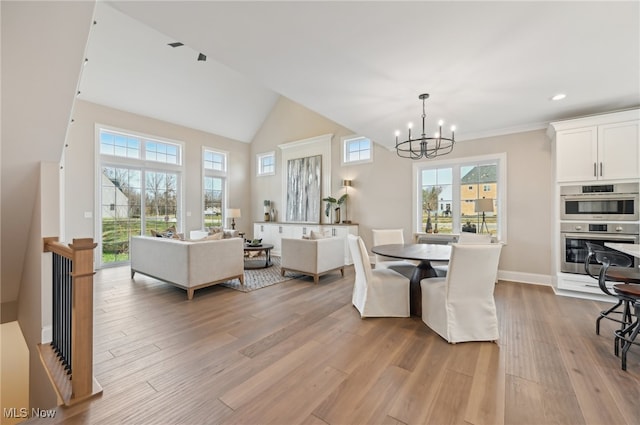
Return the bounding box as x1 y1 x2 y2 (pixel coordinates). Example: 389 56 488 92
395 93 456 160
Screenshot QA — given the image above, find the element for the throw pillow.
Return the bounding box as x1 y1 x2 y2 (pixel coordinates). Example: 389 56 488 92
207 226 223 235
309 230 328 240
204 232 224 241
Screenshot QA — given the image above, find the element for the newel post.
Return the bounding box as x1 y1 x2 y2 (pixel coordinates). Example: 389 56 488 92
69 238 97 399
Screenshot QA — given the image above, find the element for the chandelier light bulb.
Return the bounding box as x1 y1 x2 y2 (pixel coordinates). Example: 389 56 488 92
407 122 413 129
438 119 444 126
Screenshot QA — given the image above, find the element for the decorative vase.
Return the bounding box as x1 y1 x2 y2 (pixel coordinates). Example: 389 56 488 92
334 207 340 224
264 212 270 222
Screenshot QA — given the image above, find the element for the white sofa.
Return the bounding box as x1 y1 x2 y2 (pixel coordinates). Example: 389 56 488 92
130 236 244 300
280 237 345 284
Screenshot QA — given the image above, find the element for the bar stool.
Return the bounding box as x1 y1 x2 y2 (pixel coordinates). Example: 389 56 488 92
586 244 639 334
613 284 640 371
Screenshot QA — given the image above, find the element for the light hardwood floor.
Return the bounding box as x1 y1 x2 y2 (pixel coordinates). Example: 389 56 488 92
32 265 639 425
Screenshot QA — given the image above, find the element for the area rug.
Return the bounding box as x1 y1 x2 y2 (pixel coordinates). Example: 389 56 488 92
222 256 298 292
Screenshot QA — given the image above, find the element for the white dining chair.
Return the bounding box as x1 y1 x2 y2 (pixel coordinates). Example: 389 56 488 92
420 243 502 343
348 235 410 318
372 228 416 278
428 231 493 277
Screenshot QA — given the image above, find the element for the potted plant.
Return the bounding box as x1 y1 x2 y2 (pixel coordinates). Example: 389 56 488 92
322 194 348 223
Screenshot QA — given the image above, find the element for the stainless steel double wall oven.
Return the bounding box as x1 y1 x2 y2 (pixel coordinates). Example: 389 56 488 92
560 183 639 275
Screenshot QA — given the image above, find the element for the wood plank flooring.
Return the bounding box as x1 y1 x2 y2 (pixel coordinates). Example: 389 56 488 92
31 265 640 424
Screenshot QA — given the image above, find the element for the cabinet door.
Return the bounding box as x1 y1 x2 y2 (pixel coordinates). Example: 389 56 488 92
324 225 359 265
556 127 598 182
598 120 640 180
253 223 265 240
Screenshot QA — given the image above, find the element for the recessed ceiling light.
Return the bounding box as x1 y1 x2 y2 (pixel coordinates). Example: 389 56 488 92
551 93 567 101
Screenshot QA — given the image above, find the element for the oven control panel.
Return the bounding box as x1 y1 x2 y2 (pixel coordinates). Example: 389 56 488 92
560 222 639 235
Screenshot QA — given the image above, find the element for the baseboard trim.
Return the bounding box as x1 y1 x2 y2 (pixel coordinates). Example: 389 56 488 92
42 325 52 344
497 270 552 286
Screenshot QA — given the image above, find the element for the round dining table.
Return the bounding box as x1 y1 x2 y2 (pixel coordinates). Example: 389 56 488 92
371 243 451 316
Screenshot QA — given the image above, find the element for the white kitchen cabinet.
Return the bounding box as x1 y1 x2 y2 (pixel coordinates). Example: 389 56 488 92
253 222 358 264
552 110 639 183
598 121 640 180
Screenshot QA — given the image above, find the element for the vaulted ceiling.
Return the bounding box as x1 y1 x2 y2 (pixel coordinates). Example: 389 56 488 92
80 1 640 148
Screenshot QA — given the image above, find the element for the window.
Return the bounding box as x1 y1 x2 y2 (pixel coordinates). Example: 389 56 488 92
204 149 226 172
342 135 373 164
257 151 276 176
414 154 506 239
145 141 179 164
98 127 183 267
100 130 140 158
203 148 228 228
204 176 224 228
100 129 181 165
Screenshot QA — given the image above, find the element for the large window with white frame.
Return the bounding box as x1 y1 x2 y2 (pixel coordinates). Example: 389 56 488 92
203 148 228 228
342 135 373 165
414 153 506 239
98 127 183 267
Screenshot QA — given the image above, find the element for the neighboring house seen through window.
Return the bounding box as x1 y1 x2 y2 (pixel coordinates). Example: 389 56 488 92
415 154 506 239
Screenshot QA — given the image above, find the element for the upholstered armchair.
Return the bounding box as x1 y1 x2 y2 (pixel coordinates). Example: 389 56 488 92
280 237 345 284
421 243 502 343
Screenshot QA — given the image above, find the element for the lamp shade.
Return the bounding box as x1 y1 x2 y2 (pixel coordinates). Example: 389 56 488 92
474 198 494 213
227 208 241 218
341 179 352 187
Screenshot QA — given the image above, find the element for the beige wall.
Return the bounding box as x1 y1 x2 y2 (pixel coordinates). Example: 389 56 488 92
2 0 95 411
64 100 252 244
251 97 553 280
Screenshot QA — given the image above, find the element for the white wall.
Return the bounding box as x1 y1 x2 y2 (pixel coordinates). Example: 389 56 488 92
251 97 553 281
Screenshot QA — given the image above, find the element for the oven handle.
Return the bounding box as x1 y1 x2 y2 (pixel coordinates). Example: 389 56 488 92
561 194 638 201
562 233 639 243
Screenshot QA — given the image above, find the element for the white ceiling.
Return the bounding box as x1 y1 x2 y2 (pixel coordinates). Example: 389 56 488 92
80 1 640 148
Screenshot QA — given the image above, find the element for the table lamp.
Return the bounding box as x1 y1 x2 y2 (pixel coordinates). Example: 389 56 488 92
227 208 241 230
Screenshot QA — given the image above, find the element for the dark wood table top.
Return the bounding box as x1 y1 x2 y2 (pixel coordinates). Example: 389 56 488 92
371 243 451 262
243 243 274 251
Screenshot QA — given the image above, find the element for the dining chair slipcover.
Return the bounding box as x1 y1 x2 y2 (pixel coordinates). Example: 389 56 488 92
425 231 493 278
420 243 502 343
457 232 492 244
371 228 416 278
348 235 410 318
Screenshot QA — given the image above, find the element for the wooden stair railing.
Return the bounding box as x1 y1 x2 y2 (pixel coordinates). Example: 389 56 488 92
39 237 102 406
